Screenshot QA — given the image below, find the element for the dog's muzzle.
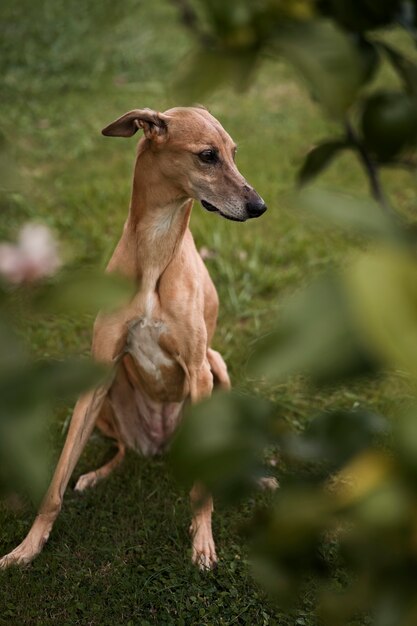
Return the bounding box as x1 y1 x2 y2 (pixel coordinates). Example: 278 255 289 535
201 199 267 222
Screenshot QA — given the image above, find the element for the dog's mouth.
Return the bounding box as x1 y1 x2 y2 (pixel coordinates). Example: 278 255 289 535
201 200 245 222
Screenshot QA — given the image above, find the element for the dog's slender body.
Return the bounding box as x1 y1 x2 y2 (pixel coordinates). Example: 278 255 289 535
0 106 266 570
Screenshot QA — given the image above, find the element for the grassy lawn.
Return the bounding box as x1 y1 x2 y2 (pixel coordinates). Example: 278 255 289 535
1 1 417 624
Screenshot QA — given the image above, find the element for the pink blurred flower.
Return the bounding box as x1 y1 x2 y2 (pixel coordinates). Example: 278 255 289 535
0 223 61 284
199 246 216 261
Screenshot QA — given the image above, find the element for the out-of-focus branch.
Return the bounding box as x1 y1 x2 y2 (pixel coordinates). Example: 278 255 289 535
170 0 213 46
345 121 393 217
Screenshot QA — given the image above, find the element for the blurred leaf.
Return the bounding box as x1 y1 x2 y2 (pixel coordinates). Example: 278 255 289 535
357 36 380 84
0 405 51 503
170 390 274 501
33 358 108 403
0 316 28 375
201 0 259 45
0 358 106 417
275 20 364 118
0 355 105 501
332 450 393 507
298 140 350 186
345 248 417 378
352 481 411 529
252 488 332 552
372 594 410 626
252 272 378 385
393 405 417 475
174 47 258 100
378 42 417 99
283 408 389 473
297 188 401 240
32 269 134 316
360 90 417 161
250 487 333 604
317 0 402 32
318 581 372 626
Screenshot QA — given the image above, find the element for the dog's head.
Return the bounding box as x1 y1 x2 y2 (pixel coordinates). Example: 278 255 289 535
102 106 266 222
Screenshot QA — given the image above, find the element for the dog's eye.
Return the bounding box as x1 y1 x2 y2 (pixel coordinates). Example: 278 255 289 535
198 149 218 164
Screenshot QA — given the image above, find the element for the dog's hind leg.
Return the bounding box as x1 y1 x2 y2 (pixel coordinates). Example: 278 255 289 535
207 348 231 391
187 349 232 570
74 398 125 492
74 440 125 492
0 384 110 568
187 360 218 570
208 348 278 491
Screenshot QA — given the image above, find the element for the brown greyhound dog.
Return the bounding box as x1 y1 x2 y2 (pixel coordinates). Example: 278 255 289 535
0 106 266 570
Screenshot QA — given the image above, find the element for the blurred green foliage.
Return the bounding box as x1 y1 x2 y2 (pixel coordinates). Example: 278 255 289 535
171 391 277 501
170 1 417 624
175 0 417 198
0 260 131 503
0 144 132 501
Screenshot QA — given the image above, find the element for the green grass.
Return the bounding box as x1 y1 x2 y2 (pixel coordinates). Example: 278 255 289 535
1 1 417 624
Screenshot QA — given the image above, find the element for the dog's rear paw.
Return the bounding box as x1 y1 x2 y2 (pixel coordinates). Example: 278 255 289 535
74 471 98 492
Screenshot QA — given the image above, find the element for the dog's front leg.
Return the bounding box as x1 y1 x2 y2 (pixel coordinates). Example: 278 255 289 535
0 385 110 568
188 362 218 570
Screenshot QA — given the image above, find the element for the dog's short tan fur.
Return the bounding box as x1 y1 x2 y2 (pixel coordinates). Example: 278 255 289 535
0 106 266 570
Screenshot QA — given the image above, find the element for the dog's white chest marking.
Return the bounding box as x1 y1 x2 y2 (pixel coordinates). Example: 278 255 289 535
127 316 173 382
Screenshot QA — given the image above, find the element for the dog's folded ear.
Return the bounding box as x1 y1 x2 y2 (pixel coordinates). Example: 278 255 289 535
101 109 169 141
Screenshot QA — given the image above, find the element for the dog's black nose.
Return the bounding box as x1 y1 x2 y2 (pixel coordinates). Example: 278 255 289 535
246 200 267 218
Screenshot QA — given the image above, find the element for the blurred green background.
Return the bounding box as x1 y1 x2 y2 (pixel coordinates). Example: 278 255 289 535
1 1 417 624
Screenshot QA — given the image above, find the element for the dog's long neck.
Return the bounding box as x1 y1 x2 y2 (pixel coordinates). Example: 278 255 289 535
127 146 193 315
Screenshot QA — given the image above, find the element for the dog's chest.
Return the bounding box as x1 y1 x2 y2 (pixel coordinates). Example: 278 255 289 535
125 316 185 400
